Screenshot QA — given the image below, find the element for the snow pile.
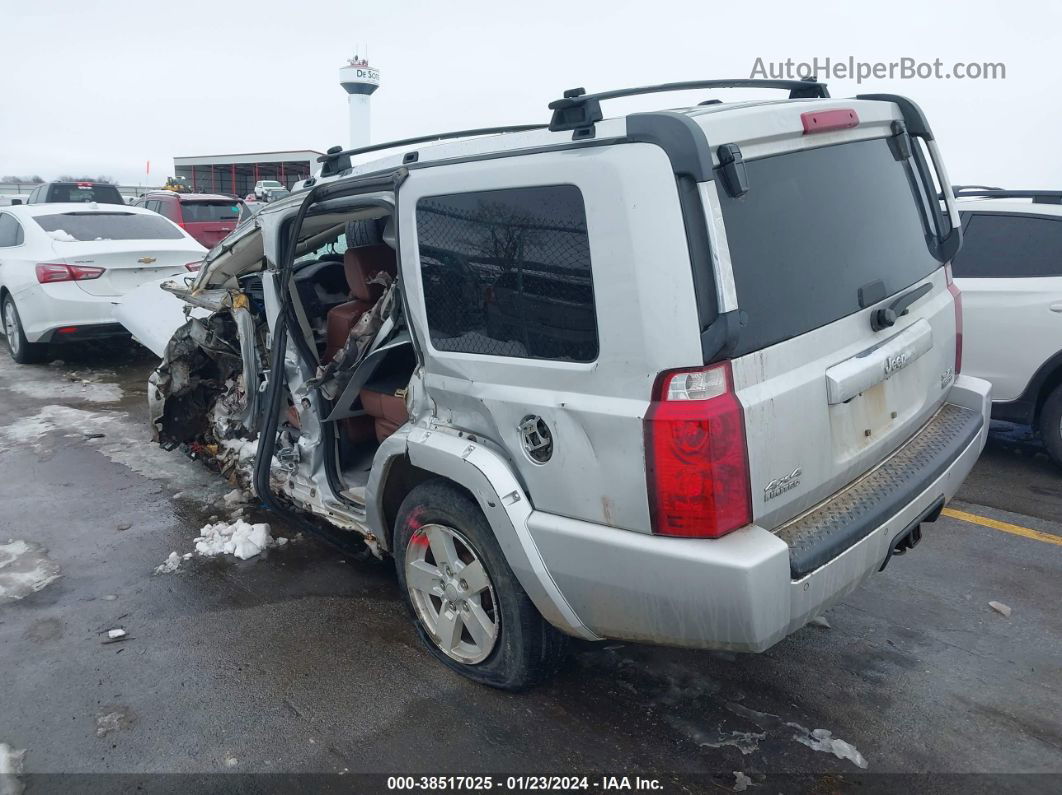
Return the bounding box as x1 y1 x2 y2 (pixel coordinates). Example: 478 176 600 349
153 551 190 575
221 488 249 508
793 727 868 769
0 742 25 795
155 519 292 574
47 229 78 242
195 519 273 560
0 540 61 601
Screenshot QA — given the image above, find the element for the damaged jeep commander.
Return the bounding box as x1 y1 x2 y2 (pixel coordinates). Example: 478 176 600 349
119 79 991 690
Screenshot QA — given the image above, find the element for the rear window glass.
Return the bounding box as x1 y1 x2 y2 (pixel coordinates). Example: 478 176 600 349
180 201 243 223
718 137 940 355
952 213 1062 278
416 185 597 362
45 184 124 204
33 212 185 241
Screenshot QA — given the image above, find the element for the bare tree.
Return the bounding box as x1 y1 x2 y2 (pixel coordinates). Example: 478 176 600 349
1 175 44 184
57 175 117 184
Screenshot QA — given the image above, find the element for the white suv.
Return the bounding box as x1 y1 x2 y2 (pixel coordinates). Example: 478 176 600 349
120 80 990 689
253 180 284 201
950 187 1062 465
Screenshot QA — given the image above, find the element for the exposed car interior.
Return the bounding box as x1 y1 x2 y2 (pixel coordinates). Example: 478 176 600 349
245 209 413 499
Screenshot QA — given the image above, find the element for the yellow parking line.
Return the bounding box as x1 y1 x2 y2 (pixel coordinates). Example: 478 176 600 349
942 507 1062 547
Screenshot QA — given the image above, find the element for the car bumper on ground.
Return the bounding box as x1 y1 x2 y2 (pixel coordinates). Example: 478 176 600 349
526 374 992 652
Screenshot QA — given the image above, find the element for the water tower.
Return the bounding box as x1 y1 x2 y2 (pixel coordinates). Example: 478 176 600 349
339 53 380 150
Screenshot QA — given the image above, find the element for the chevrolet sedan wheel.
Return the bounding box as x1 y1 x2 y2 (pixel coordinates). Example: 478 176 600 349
2 296 47 364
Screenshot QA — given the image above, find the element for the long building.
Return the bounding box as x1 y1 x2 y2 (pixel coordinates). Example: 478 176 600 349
172 149 322 197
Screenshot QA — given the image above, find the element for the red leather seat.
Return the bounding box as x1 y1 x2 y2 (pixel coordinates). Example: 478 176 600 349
359 387 409 442
324 245 397 362
324 246 396 444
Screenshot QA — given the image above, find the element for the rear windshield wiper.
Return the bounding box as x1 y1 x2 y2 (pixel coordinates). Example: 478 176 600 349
871 282 933 331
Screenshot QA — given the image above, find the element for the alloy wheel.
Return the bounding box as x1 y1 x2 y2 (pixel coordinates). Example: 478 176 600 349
404 523 499 664
3 301 20 356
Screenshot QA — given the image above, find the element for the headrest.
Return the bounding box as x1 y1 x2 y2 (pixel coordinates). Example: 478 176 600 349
343 245 396 302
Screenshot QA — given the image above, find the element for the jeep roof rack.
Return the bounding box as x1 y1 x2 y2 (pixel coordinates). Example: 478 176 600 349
952 187 1062 205
316 124 549 174
548 78 830 133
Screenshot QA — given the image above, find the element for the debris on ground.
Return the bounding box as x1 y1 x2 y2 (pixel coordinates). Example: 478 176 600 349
809 615 832 629
102 595 118 601
224 757 238 768
116 523 131 532
95 707 136 737
0 742 25 795
733 771 752 791
221 488 249 508
106 628 126 640
989 600 1012 617
0 540 61 601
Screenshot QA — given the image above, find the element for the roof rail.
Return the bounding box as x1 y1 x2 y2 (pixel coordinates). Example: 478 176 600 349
317 124 549 170
952 184 1003 193
952 187 1062 205
548 79 829 133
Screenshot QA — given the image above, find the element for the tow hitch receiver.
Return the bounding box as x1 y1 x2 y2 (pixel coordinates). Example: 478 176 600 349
879 497 943 571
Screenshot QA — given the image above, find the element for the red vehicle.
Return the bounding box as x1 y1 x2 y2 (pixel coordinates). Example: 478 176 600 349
134 191 248 249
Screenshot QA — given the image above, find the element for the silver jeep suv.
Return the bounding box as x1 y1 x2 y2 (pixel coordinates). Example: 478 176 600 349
124 79 991 689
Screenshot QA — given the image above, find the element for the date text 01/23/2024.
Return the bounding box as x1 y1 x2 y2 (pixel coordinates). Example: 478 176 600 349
386 776 664 791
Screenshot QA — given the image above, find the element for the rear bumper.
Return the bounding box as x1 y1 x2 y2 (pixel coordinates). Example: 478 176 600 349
526 374 991 652
14 282 122 343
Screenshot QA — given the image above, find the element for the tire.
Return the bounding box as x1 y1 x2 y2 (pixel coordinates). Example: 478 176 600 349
1038 384 1062 468
2 295 48 364
393 479 567 690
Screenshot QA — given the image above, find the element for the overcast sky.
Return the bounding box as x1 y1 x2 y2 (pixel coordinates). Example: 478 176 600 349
1 0 1057 187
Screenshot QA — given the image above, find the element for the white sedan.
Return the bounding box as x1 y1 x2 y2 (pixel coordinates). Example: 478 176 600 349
0 203 206 363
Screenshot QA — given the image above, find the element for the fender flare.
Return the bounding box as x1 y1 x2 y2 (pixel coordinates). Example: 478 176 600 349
368 425 599 641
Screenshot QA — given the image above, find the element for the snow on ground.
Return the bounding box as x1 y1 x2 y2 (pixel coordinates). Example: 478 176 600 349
0 404 226 501
0 540 60 601
793 727 869 769
0 743 25 795
155 519 291 574
3 378 122 404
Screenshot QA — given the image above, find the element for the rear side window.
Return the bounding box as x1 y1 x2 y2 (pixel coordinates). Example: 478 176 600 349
0 213 23 246
952 213 1062 277
45 183 124 205
415 185 597 362
718 137 940 355
33 212 185 241
179 201 242 223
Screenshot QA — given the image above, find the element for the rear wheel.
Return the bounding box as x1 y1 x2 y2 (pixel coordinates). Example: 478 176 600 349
2 296 47 364
1038 384 1062 468
394 480 567 690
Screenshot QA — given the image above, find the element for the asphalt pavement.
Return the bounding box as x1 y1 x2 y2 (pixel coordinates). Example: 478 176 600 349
0 344 1059 793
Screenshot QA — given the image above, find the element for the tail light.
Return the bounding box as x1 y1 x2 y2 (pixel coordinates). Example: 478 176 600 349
644 361 752 538
945 264 962 373
185 261 202 272
35 263 105 283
